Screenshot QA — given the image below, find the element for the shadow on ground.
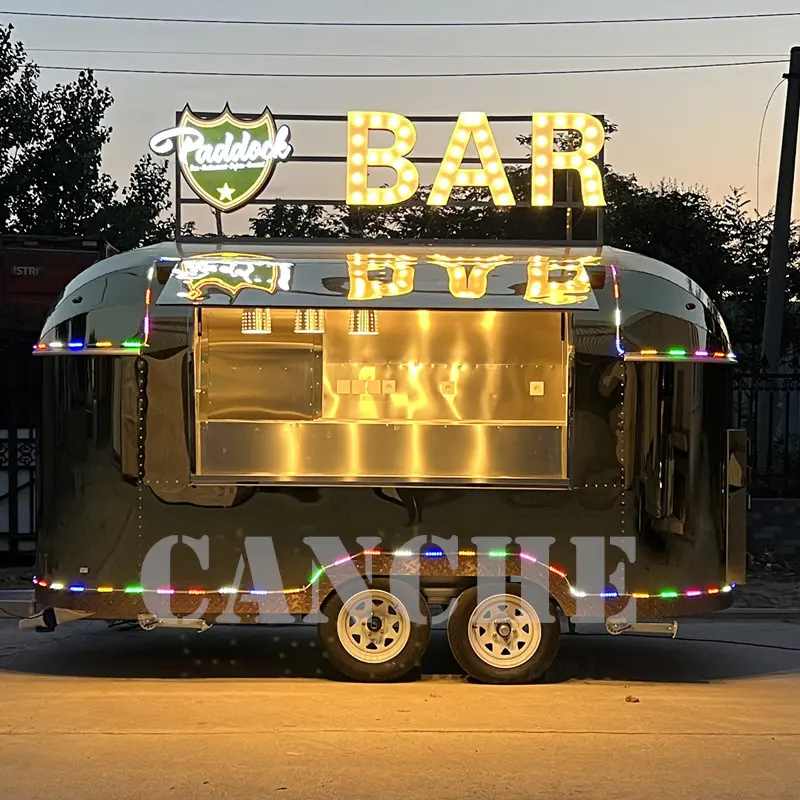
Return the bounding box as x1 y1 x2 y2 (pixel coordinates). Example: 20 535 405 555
1 619 799 683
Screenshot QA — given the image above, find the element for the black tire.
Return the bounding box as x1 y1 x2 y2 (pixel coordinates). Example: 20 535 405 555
318 578 431 683
446 582 560 684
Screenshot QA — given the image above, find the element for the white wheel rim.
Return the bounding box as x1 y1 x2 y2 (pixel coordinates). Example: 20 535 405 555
467 593 542 669
336 590 412 664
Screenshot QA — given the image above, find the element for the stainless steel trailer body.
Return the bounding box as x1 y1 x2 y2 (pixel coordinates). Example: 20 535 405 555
25 241 747 683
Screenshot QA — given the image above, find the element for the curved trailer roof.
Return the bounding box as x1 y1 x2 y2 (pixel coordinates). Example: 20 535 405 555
33 241 735 361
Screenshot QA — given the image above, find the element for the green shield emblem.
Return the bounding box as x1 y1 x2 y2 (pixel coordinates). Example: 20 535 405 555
150 104 293 213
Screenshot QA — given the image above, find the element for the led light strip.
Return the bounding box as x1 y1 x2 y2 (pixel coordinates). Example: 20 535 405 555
625 348 737 362
33 264 156 355
33 549 735 602
609 264 624 356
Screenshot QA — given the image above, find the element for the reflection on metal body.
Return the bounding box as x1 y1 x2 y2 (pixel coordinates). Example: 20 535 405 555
156 250 602 312
196 421 565 484
173 252 293 302
321 309 567 423
195 307 569 482
199 308 322 422
725 428 748 586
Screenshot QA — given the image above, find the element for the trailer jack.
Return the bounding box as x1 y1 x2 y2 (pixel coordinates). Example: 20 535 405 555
606 618 679 638
18 607 94 632
137 613 212 633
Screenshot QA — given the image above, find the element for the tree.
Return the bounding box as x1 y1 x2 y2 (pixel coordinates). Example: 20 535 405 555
0 25 178 249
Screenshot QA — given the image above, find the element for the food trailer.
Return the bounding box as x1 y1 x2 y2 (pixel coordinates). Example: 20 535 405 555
21 106 748 684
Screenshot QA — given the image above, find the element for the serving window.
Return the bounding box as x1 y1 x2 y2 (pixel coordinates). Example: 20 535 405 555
194 307 570 485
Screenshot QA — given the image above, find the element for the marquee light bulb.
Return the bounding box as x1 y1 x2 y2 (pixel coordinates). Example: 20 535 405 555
428 112 515 207
347 111 419 206
530 112 607 207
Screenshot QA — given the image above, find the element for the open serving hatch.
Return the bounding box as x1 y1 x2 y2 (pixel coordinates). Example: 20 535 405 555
156 250 603 486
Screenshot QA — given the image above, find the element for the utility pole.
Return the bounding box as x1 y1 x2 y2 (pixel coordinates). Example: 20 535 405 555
760 46 800 371
756 48 800 472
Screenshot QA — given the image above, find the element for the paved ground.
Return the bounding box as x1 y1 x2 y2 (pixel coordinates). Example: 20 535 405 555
0 615 798 800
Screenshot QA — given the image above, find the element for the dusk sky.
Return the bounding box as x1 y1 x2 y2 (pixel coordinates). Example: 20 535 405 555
3 0 800 232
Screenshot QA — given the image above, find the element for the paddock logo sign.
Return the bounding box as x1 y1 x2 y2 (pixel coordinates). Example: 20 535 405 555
149 104 293 213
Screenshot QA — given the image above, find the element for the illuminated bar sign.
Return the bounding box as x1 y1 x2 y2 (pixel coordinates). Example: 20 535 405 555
151 106 606 213
149 105 293 213
346 111 606 208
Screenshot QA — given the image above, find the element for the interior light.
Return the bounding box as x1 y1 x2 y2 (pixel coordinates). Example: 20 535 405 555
241 308 272 334
294 309 325 334
348 309 379 335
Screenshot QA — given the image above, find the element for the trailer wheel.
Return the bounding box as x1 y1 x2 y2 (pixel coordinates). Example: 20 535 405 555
318 579 431 682
447 583 560 684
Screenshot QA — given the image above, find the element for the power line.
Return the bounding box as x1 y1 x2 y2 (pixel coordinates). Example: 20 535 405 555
4 9 800 28
38 59 785 79
27 48 788 60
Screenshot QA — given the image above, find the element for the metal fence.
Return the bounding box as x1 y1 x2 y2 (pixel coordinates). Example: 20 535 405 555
0 332 39 565
734 371 800 497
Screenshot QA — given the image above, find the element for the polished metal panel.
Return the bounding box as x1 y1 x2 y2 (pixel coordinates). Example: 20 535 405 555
726 428 748 586
156 249 600 311
198 308 321 422
197 421 565 482
321 309 567 423
38 241 734 359
195 307 568 481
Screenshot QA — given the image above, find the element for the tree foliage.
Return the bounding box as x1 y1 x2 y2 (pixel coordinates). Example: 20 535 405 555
0 24 178 249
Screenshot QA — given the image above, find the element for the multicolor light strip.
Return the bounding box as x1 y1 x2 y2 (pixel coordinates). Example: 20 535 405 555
33 263 156 356
32 548 735 602
625 348 737 362
609 264 624 356
33 340 144 355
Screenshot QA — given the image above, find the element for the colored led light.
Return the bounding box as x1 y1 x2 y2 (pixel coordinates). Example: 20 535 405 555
640 349 658 355
187 589 205 595
660 590 679 599
248 589 269 596
218 587 238 594
68 585 85 593
121 340 142 349
488 549 507 558
695 350 709 357
362 549 381 556
333 556 353 566
50 583 64 591
686 590 702 597
458 549 477 557
721 584 733 593
309 567 325 583
631 592 650 599
570 588 587 598
601 591 619 598
423 547 444 558
95 341 113 348
157 588 175 595
393 550 414 557
707 587 720 594
668 348 687 357
124 586 143 594
549 566 567 578
97 587 114 593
